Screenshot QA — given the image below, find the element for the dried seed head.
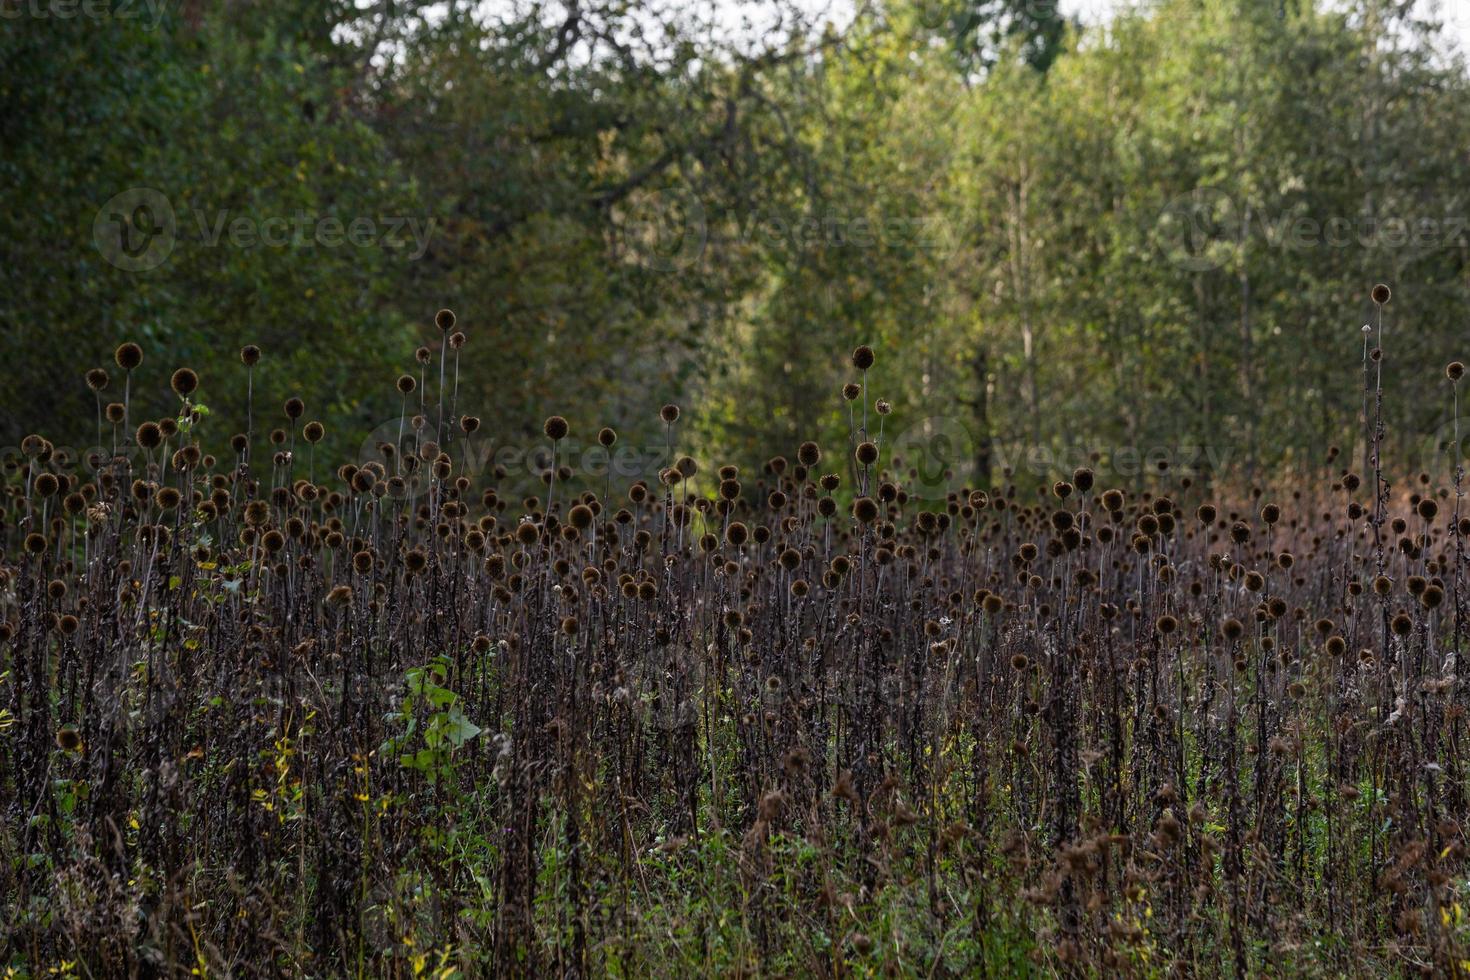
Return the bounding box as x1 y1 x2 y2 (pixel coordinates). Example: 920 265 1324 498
114 342 143 371
435 308 456 331
852 345 875 371
170 368 198 397
135 422 163 450
544 416 569 441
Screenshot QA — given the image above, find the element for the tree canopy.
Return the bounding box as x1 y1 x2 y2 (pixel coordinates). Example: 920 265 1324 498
3 0 1467 492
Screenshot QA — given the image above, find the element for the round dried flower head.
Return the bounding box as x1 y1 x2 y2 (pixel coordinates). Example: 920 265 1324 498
1449 362 1465 382
114 342 143 371
303 421 325 444
1371 283 1391 305
660 403 681 424
240 344 261 367
461 416 480 434
283 397 305 421
797 441 821 467
170 368 198 398
875 399 891 416
543 416 569 441
135 422 163 450
56 727 82 752
842 383 861 401
85 368 110 392
415 346 431 365
597 427 617 448
396 374 416 395
244 499 270 527
855 441 879 466
435 308 456 332
852 496 880 524
852 345 875 371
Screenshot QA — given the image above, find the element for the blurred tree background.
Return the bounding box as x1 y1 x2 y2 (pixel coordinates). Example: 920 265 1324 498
2 0 1468 492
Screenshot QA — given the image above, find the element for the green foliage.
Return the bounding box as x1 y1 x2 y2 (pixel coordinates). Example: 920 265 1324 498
3 0 1469 484
381 656 481 784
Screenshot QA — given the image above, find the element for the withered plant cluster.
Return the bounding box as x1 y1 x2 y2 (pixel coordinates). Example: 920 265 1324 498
5 295 1470 977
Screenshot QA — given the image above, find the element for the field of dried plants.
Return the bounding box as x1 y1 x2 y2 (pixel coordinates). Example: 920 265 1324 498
5 294 1470 977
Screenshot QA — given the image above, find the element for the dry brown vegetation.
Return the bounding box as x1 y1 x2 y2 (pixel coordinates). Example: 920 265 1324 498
5 298 1470 977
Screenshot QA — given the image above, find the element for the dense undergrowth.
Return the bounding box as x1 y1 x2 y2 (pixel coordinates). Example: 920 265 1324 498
5 296 1470 977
